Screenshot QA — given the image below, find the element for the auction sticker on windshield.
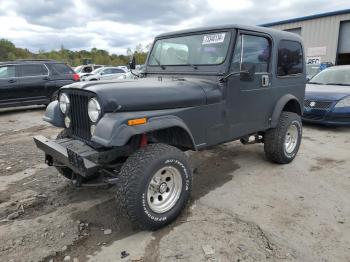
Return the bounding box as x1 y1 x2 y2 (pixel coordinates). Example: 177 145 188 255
202 33 226 45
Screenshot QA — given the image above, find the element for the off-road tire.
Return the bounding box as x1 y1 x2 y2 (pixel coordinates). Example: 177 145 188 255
264 112 302 164
116 143 192 230
54 130 96 181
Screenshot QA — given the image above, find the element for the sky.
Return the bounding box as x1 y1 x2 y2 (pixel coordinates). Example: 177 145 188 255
0 0 349 55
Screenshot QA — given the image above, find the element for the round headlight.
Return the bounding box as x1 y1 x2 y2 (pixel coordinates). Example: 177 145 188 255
59 93 70 114
88 98 101 122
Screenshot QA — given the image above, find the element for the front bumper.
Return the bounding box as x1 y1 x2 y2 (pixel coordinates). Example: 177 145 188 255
33 135 99 177
302 109 350 126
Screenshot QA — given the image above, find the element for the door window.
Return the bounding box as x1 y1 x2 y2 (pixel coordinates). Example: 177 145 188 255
231 34 271 73
20 64 48 77
111 68 125 74
101 68 113 75
0 65 15 78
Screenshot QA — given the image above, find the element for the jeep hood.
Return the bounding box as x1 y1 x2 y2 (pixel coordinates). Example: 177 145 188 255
62 78 222 112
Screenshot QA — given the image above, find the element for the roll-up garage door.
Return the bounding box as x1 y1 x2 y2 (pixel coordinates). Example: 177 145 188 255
338 21 350 54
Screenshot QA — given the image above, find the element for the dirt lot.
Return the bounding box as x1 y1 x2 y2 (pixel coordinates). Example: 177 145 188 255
0 106 349 262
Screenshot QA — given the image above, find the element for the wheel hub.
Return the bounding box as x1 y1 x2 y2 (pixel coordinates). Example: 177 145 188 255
284 123 299 154
159 182 168 194
147 166 183 214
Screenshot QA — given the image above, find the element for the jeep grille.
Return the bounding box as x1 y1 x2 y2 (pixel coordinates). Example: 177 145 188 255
69 93 91 140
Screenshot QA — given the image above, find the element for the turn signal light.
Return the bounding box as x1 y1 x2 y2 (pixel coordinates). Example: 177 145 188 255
128 118 147 126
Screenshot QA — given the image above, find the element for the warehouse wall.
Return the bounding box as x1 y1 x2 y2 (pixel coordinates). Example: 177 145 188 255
267 13 350 65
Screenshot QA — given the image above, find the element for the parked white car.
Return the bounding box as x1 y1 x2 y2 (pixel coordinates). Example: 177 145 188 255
74 64 104 77
80 67 127 81
117 66 129 72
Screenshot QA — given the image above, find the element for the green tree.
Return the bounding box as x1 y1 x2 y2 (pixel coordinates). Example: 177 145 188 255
0 39 149 67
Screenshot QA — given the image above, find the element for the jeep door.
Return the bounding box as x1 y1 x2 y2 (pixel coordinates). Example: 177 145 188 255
17 64 50 104
226 31 275 138
0 65 18 106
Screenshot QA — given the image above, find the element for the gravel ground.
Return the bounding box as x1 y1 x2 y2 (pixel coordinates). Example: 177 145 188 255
0 106 349 262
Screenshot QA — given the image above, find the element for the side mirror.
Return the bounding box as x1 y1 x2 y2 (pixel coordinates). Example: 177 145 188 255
129 55 136 70
240 65 256 82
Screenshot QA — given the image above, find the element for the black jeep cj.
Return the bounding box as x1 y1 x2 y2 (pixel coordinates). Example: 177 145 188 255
34 24 305 230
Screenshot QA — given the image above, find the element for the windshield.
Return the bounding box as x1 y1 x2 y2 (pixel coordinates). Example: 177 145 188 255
148 32 231 66
306 65 320 77
310 67 350 86
74 66 82 73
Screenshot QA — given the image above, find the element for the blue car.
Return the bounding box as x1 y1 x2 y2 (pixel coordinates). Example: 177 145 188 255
303 65 350 126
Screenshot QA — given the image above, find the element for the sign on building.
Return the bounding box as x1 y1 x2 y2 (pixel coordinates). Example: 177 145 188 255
306 56 321 65
307 46 327 56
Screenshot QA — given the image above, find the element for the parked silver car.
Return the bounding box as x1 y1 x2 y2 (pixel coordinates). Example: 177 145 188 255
80 67 127 81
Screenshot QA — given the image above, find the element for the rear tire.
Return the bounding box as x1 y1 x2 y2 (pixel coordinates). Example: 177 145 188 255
264 112 302 164
116 143 192 230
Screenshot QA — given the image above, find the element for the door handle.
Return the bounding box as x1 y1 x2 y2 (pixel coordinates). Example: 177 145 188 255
43 76 50 80
8 79 16 83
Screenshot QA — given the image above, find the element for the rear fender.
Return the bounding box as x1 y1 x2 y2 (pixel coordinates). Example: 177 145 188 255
271 94 302 128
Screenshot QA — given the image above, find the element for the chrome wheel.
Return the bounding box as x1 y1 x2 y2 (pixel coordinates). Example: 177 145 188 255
147 166 183 214
284 123 299 154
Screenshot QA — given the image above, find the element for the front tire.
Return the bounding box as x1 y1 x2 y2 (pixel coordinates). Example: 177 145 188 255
116 143 192 230
264 112 302 164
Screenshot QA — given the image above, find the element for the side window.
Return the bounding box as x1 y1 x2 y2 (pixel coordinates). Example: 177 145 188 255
50 63 74 75
102 69 112 75
20 64 48 77
83 66 92 73
277 40 303 77
231 34 271 73
0 65 15 78
111 69 124 74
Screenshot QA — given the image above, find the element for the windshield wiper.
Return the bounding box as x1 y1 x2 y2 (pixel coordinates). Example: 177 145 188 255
187 62 198 70
172 53 198 70
326 83 350 86
308 81 323 85
151 53 166 70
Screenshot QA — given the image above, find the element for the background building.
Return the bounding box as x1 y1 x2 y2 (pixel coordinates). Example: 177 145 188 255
262 9 350 66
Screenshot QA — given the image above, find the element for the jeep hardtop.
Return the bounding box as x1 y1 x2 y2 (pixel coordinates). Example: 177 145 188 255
34 24 305 230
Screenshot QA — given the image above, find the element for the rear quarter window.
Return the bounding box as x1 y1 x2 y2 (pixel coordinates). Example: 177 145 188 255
49 63 74 75
277 40 303 77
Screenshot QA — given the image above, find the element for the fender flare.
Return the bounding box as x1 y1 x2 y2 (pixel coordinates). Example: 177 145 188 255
270 94 302 128
92 114 197 149
43 101 65 128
